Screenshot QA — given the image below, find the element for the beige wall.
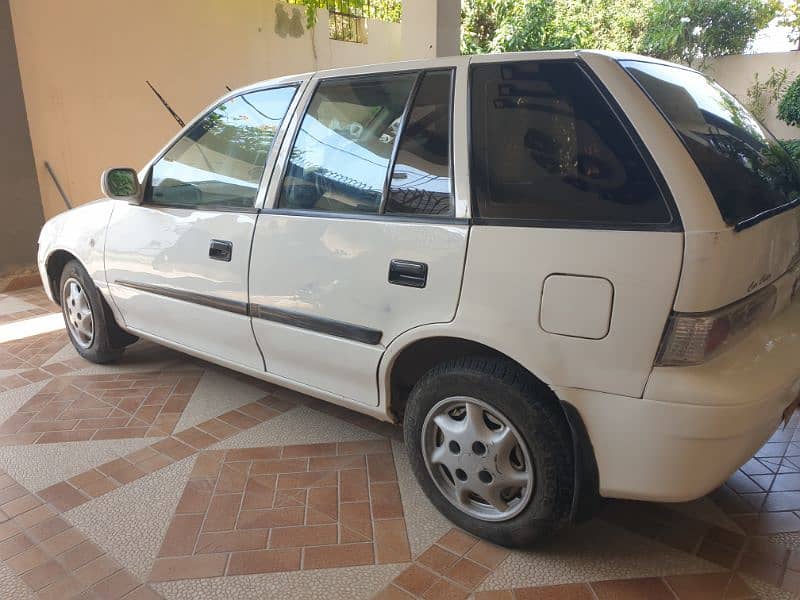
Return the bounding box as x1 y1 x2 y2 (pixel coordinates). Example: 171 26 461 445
401 0 460 59
9 1 402 219
707 51 800 140
0 0 43 276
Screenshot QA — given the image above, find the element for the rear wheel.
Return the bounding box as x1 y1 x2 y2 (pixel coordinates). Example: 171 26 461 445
59 260 135 363
404 356 574 547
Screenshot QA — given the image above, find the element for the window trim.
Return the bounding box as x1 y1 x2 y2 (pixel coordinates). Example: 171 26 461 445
467 58 682 232
379 71 424 214
269 68 460 222
383 68 457 218
141 82 301 213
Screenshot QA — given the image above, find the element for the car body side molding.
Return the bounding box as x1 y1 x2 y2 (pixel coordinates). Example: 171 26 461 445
114 280 382 345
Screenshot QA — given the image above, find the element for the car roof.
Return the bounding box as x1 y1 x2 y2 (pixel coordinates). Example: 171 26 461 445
227 50 692 98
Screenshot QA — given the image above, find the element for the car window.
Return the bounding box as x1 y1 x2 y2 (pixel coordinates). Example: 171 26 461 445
278 73 417 214
149 86 297 209
622 60 800 228
385 70 454 217
470 60 672 227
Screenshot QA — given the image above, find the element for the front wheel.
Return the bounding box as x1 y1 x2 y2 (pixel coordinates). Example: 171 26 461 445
60 260 134 364
404 357 574 547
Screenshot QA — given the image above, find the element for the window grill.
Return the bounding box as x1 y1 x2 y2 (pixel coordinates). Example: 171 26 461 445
286 1 401 44
328 0 368 44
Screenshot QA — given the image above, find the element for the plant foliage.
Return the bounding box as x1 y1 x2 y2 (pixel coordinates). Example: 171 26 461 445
781 138 800 161
780 1 800 50
778 76 800 127
461 0 780 67
641 0 780 67
745 67 791 121
286 0 401 29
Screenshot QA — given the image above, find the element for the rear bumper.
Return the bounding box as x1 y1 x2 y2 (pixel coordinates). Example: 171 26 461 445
555 300 800 502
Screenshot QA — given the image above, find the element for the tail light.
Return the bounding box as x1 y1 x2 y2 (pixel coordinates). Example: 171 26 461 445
655 285 777 366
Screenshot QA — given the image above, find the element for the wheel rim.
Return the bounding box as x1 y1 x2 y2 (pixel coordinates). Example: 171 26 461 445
62 278 94 349
422 396 534 522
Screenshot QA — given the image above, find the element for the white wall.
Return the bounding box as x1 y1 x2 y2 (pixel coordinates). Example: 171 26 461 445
707 51 800 140
9 1 402 219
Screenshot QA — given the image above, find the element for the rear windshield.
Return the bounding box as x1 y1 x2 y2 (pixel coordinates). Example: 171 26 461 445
621 60 800 228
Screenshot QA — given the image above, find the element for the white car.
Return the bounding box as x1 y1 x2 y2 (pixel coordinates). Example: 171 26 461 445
37 50 800 547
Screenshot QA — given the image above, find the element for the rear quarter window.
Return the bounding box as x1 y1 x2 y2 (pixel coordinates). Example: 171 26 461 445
470 60 674 228
621 60 800 228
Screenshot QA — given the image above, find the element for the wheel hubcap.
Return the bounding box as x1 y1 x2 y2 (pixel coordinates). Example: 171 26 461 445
422 396 534 522
63 278 94 349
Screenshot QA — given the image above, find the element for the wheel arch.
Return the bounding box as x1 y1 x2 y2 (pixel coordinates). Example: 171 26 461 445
383 333 599 521
44 249 80 305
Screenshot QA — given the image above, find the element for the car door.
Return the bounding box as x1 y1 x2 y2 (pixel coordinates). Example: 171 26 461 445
249 61 469 405
105 83 302 370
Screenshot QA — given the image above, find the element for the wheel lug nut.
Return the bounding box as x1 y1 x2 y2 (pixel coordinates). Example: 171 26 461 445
478 470 493 484
455 468 468 481
472 441 487 455
448 441 461 454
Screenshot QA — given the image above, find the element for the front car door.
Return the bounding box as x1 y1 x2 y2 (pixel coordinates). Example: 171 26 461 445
249 59 470 405
105 81 303 370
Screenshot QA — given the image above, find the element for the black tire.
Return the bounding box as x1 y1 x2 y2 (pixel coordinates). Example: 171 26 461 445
403 356 574 548
59 260 136 363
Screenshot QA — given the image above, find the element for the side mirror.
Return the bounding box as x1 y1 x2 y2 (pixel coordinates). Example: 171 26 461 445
101 167 142 204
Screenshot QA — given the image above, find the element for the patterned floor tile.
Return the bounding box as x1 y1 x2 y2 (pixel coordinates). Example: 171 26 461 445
151 440 409 581
0 370 203 444
2 286 800 600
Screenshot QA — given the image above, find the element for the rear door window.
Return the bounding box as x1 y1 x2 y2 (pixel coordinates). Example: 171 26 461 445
622 60 800 228
470 60 673 227
278 73 417 214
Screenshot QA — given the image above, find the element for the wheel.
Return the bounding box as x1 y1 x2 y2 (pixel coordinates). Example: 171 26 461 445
404 356 574 547
59 260 135 363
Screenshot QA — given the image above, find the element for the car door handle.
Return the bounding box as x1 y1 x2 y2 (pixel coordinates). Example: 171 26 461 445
388 259 428 288
209 239 233 262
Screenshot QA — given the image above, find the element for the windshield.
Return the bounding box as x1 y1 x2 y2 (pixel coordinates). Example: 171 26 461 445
621 60 800 228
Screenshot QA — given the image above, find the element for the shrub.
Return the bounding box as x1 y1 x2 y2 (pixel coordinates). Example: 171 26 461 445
781 139 800 162
778 76 800 127
745 67 791 122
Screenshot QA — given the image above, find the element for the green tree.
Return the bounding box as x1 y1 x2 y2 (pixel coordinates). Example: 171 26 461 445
779 1 800 51
461 0 516 54
640 0 780 67
461 0 779 67
461 0 651 54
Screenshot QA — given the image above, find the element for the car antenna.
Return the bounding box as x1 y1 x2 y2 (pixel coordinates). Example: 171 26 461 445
43 161 72 210
145 80 185 128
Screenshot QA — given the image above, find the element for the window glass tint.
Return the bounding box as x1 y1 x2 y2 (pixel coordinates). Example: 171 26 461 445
471 61 671 225
279 73 416 214
150 86 296 209
385 70 454 216
622 60 800 227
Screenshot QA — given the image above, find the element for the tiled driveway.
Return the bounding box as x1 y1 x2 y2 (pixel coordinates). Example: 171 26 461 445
0 288 798 599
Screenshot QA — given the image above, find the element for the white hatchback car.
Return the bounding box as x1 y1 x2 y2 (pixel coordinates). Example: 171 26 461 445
38 50 800 547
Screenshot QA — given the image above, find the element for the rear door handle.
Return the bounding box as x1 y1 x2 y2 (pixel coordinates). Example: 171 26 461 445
209 239 232 262
389 259 428 288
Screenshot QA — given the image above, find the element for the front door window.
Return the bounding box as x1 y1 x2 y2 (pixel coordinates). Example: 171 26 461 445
149 86 297 209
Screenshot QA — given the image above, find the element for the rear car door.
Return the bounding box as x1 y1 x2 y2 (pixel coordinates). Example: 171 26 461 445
249 61 469 405
105 83 301 370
